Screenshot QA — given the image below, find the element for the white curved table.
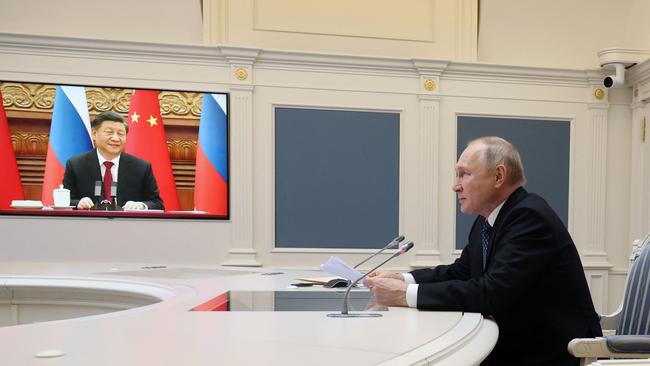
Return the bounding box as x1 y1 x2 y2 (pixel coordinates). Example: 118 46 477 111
0 264 498 366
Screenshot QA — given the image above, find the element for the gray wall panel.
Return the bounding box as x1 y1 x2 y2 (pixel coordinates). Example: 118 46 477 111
275 108 399 249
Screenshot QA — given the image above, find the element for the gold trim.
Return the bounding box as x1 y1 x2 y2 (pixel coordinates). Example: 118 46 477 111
424 79 436 91
234 67 248 81
594 88 605 100
1 82 203 119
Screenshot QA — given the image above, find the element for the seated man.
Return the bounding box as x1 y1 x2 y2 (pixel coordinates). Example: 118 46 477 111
365 136 602 366
63 111 164 210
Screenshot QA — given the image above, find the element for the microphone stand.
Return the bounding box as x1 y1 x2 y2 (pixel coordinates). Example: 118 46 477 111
353 235 405 269
327 242 414 318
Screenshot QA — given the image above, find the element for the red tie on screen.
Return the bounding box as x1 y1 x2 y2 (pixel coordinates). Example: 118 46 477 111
103 161 114 201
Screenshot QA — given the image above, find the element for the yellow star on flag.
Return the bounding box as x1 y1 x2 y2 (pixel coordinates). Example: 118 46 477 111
147 115 158 127
130 111 140 123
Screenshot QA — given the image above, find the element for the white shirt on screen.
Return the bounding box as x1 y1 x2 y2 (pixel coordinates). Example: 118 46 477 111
96 150 121 183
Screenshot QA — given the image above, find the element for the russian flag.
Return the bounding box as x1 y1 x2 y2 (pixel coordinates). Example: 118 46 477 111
41 86 92 206
194 93 228 215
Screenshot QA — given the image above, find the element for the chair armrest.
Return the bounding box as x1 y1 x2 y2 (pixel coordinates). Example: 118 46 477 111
569 337 612 358
569 337 650 360
606 336 650 354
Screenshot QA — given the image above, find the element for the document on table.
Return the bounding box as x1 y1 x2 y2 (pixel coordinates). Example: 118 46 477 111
320 256 364 282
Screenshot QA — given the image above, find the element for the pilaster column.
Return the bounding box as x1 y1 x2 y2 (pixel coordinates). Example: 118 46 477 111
581 86 613 312
629 97 649 245
411 60 448 268
221 46 261 266
582 102 610 265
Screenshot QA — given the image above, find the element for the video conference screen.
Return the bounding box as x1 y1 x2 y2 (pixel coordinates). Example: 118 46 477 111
0 81 229 219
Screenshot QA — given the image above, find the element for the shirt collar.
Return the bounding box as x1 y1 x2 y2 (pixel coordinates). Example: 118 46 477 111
96 150 121 167
486 200 506 227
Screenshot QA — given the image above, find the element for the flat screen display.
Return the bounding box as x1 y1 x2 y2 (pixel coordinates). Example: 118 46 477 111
0 81 229 219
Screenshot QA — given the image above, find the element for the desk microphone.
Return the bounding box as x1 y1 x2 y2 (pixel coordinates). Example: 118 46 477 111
93 181 102 209
327 241 414 318
353 235 405 269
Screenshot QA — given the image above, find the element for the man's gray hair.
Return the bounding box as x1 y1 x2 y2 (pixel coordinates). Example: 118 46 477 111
468 136 526 187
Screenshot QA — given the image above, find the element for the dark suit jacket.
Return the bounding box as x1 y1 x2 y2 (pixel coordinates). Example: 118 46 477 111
411 187 601 366
63 149 164 210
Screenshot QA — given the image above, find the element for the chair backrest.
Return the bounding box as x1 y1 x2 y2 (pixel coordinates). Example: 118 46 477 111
618 233 650 335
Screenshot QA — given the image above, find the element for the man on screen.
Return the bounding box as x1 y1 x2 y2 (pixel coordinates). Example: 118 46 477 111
365 137 601 366
63 111 163 210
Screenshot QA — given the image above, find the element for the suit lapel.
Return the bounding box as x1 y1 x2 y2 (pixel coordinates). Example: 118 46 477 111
86 149 102 188
484 187 528 270
117 153 129 200
469 217 485 277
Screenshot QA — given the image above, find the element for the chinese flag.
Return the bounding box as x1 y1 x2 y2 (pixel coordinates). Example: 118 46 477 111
0 90 24 208
125 90 180 210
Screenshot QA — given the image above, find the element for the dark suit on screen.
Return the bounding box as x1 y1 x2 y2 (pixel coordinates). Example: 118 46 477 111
411 187 601 366
63 149 164 210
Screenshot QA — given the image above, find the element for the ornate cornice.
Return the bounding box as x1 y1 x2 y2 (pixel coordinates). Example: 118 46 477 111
11 132 49 155
1 82 203 119
167 139 197 161
0 32 610 90
2 83 55 111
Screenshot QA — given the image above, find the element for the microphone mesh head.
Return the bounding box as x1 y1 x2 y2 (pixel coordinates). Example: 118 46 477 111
399 242 414 254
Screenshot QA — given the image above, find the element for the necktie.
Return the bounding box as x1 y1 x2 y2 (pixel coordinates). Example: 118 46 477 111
481 220 492 271
103 161 114 201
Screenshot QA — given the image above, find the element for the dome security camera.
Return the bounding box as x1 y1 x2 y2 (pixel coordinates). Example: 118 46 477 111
602 63 625 88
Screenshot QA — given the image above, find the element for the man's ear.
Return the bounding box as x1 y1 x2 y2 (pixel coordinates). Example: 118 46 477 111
494 165 507 187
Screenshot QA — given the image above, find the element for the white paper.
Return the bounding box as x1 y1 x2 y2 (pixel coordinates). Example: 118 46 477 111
320 256 364 282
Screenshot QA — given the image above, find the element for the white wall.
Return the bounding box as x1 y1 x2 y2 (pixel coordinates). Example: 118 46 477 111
0 0 203 44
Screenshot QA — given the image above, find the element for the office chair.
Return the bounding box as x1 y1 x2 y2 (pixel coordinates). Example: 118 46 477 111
569 232 650 366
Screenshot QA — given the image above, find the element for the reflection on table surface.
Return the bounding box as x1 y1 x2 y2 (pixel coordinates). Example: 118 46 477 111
193 290 388 312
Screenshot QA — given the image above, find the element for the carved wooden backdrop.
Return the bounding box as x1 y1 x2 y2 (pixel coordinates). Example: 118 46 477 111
1 82 206 211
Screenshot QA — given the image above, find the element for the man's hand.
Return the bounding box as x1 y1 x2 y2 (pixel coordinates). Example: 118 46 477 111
77 197 94 210
123 201 147 210
368 278 408 307
363 271 404 287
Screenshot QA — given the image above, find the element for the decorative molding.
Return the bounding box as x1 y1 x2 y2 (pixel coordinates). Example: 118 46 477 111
1 83 55 111
16 156 45 184
11 132 48 156
628 105 649 244
423 79 436 92
626 54 650 88
585 269 609 313
234 67 248 81
2 82 203 119
455 0 478 61
167 139 197 161
412 97 443 268
597 48 650 67
251 0 437 43
582 104 610 266
0 32 609 91
0 32 229 66
223 90 260 267
594 88 605 100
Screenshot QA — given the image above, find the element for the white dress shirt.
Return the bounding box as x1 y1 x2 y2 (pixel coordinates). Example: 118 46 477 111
96 150 121 184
